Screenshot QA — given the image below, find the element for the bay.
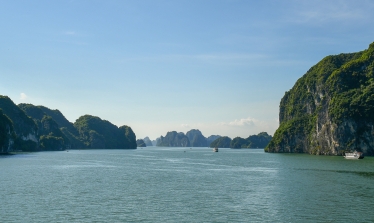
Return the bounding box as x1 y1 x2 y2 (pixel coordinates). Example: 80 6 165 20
1 148 374 222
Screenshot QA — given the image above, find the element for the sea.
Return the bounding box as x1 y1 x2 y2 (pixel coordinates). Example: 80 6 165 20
1 147 374 222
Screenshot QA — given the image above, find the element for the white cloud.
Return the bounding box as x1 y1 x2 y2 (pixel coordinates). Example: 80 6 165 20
181 124 190 128
20 93 28 100
226 117 256 127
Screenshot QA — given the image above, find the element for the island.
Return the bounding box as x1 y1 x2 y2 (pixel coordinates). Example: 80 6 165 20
266 42 374 155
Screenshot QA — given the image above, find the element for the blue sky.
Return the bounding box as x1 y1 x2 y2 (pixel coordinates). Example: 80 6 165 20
1 0 374 140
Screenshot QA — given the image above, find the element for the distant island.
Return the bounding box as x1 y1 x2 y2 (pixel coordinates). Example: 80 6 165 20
210 132 272 148
0 96 137 153
154 129 272 148
266 42 374 156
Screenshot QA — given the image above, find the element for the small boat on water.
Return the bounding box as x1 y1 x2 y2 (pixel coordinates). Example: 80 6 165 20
344 151 364 159
213 147 218 152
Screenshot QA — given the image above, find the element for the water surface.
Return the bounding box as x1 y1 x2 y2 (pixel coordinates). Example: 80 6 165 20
1 148 374 222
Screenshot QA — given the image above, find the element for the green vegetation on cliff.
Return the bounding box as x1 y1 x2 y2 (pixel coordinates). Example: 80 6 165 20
186 129 207 147
157 131 190 147
0 96 38 152
267 42 374 155
210 136 232 148
0 109 15 153
19 104 70 150
136 139 146 147
230 132 272 149
74 115 136 149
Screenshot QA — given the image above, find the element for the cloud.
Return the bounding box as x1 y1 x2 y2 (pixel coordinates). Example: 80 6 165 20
20 93 28 100
181 124 190 128
222 117 257 127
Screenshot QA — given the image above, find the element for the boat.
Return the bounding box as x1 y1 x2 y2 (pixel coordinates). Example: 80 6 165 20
213 147 218 152
344 151 364 159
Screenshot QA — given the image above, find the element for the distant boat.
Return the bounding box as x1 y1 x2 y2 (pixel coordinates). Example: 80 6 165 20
213 147 218 152
344 151 364 159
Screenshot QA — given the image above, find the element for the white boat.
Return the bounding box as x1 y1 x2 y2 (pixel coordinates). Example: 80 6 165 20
213 147 218 152
344 151 364 159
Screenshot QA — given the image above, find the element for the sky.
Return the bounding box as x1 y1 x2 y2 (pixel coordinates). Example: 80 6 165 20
1 0 374 140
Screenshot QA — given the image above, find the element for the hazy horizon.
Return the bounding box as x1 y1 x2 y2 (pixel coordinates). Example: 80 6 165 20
2 0 374 139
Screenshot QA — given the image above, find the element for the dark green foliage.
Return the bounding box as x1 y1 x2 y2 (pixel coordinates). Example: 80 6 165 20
38 106 78 135
186 129 207 147
39 135 64 151
230 132 272 149
14 138 38 152
247 132 272 148
60 127 86 149
210 136 232 148
230 137 247 148
0 96 38 138
74 115 137 149
0 109 15 153
0 96 38 152
119 125 137 149
136 139 146 147
157 131 190 147
267 42 374 154
19 103 70 150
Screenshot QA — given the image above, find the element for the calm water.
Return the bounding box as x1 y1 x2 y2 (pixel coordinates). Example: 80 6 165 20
1 147 374 222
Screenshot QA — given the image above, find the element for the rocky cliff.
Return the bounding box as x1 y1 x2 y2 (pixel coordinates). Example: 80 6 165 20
136 139 146 147
186 129 207 147
210 136 232 148
266 42 374 155
143 137 153 146
74 115 137 149
0 109 15 153
231 132 272 148
157 131 190 147
18 104 70 150
0 96 38 151
207 135 221 146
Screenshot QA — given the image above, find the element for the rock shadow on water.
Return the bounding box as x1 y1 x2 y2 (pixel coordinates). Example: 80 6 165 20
296 168 374 178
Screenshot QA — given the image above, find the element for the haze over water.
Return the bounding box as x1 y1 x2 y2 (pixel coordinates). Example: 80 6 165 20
1 148 374 222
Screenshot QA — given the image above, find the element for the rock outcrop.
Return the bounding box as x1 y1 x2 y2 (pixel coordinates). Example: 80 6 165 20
0 96 38 151
74 115 137 149
136 139 146 147
157 131 190 147
231 132 272 148
210 136 232 148
266 42 374 155
186 129 207 147
18 104 70 150
143 137 153 146
0 109 15 153
207 135 221 146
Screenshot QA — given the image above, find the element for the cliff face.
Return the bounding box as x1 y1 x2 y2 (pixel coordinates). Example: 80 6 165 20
136 139 146 147
18 104 70 150
231 132 272 148
0 109 15 153
207 135 221 146
157 131 190 147
266 43 374 155
210 136 232 148
186 129 207 147
74 115 137 149
143 137 153 146
0 96 38 151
